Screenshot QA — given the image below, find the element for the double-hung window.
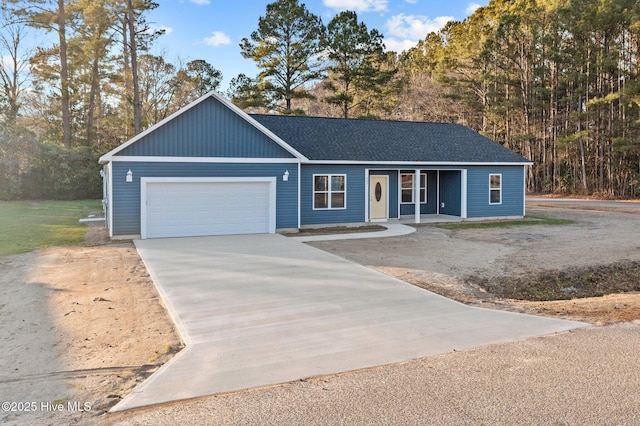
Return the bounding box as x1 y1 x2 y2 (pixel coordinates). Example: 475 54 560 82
400 173 427 204
489 174 502 204
314 174 346 209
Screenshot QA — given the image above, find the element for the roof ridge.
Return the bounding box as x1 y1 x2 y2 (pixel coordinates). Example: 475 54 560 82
249 113 458 126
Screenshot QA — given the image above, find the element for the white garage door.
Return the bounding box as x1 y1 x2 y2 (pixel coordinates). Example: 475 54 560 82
141 178 276 239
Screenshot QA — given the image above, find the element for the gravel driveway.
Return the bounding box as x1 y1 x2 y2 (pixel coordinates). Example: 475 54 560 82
307 207 640 280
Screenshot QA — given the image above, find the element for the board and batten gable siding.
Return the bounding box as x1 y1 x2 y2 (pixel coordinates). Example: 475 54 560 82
116 97 296 159
110 161 298 236
466 165 525 217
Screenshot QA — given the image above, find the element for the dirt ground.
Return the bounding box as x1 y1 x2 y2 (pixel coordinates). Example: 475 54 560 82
309 206 640 325
1 205 639 424
0 224 182 425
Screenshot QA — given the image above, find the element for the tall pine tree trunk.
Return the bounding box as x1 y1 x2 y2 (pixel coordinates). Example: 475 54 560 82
126 0 141 135
57 0 71 148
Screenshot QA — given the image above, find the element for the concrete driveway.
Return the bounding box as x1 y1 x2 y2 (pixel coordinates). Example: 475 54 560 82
113 234 587 411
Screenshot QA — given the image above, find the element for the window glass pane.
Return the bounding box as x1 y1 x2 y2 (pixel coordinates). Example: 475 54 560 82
331 175 345 191
420 188 427 203
315 176 328 191
314 193 328 209
331 193 345 208
401 189 413 203
490 174 501 189
420 174 426 187
490 189 501 204
401 174 413 189
420 174 427 203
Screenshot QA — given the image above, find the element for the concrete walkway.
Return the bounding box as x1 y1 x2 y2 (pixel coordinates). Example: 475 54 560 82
291 223 416 242
112 234 587 411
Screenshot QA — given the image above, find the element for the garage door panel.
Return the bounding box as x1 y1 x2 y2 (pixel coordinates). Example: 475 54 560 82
143 179 275 239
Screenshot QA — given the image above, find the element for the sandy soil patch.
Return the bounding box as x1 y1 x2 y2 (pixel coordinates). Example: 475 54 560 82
0 225 182 425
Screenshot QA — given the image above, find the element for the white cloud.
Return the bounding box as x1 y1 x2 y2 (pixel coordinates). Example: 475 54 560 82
203 31 231 47
323 0 388 12
146 25 173 36
383 14 455 53
383 38 418 53
466 2 482 15
405 0 418 3
386 14 453 39
190 0 210 5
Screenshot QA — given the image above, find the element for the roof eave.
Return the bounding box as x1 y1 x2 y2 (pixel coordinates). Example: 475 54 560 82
302 160 533 166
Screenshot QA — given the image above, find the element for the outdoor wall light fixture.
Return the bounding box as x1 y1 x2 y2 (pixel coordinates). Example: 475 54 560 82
126 169 133 183
283 170 289 182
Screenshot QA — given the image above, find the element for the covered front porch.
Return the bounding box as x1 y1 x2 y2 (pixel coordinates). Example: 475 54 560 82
366 168 467 224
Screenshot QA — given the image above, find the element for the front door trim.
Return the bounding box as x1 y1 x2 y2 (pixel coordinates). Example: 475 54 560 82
369 174 389 222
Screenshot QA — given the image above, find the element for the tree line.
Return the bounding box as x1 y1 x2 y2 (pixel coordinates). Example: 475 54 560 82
1 0 639 200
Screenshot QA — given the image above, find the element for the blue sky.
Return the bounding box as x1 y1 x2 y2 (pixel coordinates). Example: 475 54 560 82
148 0 488 91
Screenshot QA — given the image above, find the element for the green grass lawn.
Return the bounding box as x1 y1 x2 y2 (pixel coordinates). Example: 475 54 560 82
435 216 573 230
0 200 103 257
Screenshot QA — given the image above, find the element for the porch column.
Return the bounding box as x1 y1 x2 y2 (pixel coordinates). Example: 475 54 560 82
461 169 468 219
414 169 420 224
436 170 440 215
364 168 370 222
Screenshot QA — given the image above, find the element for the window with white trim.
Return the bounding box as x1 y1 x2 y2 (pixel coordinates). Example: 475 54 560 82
314 174 346 209
489 174 502 204
400 173 427 203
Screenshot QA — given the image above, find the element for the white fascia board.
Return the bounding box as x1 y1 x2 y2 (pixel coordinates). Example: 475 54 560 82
108 156 300 164
99 91 308 164
304 160 533 166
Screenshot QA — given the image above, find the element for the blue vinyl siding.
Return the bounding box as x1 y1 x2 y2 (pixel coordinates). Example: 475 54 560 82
440 171 462 216
301 165 366 225
111 162 298 235
118 97 295 159
466 166 525 217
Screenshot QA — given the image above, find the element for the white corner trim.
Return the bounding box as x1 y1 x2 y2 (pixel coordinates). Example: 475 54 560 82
107 162 114 237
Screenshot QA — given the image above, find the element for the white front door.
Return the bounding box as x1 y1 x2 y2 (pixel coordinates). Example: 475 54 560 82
369 175 388 221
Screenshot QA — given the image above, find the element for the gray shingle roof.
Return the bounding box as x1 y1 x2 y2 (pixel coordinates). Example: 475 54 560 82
251 114 529 163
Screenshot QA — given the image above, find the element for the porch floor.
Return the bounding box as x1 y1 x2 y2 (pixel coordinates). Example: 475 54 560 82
396 214 464 224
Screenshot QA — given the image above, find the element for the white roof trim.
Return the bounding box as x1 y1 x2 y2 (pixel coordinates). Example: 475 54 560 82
98 91 308 164
108 156 300 164
304 160 533 166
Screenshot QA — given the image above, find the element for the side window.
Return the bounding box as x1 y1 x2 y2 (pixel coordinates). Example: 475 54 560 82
401 174 413 203
489 174 502 204
314 174 346 209
401 173 427 203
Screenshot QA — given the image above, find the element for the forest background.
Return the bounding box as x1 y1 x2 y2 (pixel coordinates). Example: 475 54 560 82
1 0 639 200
